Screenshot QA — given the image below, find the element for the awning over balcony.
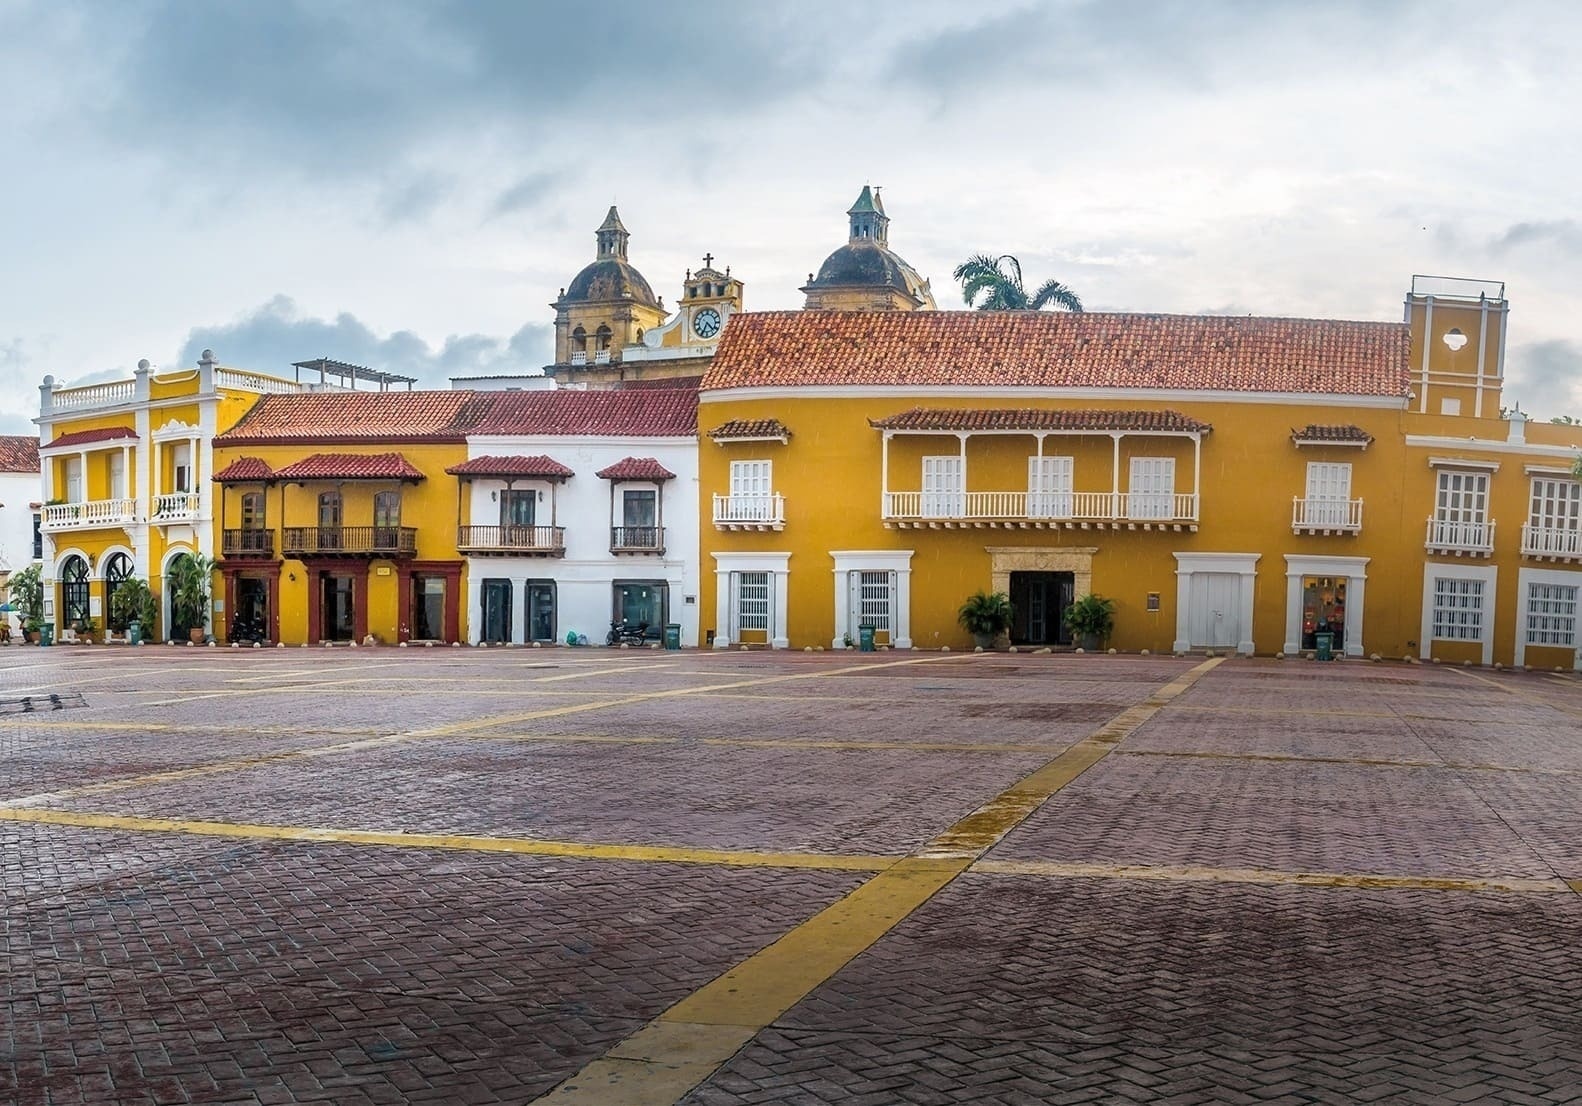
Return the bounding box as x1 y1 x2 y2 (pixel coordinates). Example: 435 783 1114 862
273 453 425 482
596 456 675 481
213 456 275 483
445 454 574 481
707 418 791 444
45 426 138 450
1291 424 1373 448
868 408 1211 434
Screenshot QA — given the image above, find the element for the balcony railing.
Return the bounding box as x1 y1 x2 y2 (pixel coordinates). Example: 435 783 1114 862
594 349 612 364
457 525 566 556
282 526 417 558
611 525 665 554
152 492 204 522
221 529 276 558
1425 517 1495 557
1292 497 1364 534
1522 523 1582 562
714 493 786 530
881 490 1199 529
41 498 138 531
569 351 587 365
47 379 137 411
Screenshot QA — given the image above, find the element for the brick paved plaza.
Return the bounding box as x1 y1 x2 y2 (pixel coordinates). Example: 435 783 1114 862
4 646 1582 1104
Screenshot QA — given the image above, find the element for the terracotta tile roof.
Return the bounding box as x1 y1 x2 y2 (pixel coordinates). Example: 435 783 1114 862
1291 424 1375 445
617 376 705 390
0 435 39 472
596 456 676 481
46 426 138 449
707 418 792 441
468 388 697 436
446 454 575 480
213 456 275 483
215 391 483 445
272 453 425 481
703 311 1412 397
869 408 1211 434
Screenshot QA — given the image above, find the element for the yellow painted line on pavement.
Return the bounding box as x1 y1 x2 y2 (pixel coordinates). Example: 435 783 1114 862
0 807 895 871
1453 666 1582 716
971 858 1568 894
533 657 1224 1105
1171 703 1398 720
464 731 1059 754
1118 747 1572 776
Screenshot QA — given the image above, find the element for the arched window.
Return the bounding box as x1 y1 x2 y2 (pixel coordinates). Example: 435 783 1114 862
104 552 133 630
595 324 612 351
571 326 587 352
61 554 90 628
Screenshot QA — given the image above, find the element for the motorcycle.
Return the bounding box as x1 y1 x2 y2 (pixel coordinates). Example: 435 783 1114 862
230 612 268 644
606 619 649 646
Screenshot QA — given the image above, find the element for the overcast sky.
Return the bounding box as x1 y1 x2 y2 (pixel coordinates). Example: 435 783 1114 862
3 0 1580 433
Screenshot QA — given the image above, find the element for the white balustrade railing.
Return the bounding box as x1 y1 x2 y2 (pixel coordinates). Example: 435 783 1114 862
48 380 136 411
569 351 588 365
1292 497 1364 531
1522 523 1582 558
594 349 612 364
214 367 304 394
1425 517 1495 551
883 490 1198 523
714 493 785 525
41 498 138 530
152 492 204 521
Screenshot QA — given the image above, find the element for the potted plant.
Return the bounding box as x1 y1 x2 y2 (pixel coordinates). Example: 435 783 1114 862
168 552 213 643
1063 593 1117 651
958 590 1013 651
110 577 157 645
9 564 44 644
74 616 97 644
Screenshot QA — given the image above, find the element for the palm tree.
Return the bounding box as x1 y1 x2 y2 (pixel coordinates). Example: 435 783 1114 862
953 254 1083 312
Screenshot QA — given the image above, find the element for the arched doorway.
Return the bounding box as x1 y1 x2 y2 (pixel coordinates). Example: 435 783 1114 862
104 552 133 632
60 554 90 630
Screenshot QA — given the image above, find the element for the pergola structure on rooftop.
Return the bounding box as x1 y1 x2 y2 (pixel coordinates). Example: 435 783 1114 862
291 358 417 392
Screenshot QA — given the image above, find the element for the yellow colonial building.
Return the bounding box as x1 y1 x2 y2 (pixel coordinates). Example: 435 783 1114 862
698 276 1582 669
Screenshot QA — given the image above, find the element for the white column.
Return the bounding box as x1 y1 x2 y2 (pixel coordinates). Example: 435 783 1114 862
894 564 913 649
1419 296 1433 413
771 563 790 650
880 432 890 518
713 565 732 648
1110 433 1122 517
1283 571 1303 655
77 451 87 501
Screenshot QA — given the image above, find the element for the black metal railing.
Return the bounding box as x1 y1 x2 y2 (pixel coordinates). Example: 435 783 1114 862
610 525 664 553
457 525 566 555
281 526 417 557
221 528 276 557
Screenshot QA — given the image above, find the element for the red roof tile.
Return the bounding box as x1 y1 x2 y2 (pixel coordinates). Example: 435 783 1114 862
703 311 1411 397
707 418 791 441
617 375 705 390
1291 424 1375 445
216 391 482 445
0 435 39 473
596 456 676 481
869 408 1212 433
468 388 697 436
213 456 275 482
272 453 425 481
46 426 137 449
445 454 574 480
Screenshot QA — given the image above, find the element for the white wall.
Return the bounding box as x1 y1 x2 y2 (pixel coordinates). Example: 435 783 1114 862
0 471 42 575
461 435 699 645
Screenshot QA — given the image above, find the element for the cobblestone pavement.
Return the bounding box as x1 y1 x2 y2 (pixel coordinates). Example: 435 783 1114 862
3 645 1581 1103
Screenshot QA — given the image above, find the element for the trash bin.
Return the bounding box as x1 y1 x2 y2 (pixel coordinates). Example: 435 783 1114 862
664 623 681 650
39 623 53 647
1314 632 1333 661
858 624 876 652
128 621 143 646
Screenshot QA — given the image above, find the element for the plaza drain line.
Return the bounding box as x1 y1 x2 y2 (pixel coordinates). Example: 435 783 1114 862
0 691 87 713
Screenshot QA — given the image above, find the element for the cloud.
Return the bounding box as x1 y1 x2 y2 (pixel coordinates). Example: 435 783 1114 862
1488 220 1582 256
377 172 455 225
492 171 566 219
1506 339 1582 420
175 296 552 387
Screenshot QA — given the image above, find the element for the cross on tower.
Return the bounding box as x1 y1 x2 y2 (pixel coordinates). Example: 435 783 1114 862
701 253 714 269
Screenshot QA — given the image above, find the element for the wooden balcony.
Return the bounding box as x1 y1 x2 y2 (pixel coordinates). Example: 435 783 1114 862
1522 523 1582 563
221 529 276 558
282 526 417 558
457 524 566 557
1292 497 1364 535
1425 517 1495 558
713 493 785 531
881 491 1199 531
611 526 665 555
41 498 138 532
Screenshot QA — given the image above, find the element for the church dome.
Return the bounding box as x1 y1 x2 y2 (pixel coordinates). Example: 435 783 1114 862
807 240 931 303
562 259 659 307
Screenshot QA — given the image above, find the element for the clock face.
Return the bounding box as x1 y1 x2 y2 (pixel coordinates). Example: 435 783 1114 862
693 307 722 339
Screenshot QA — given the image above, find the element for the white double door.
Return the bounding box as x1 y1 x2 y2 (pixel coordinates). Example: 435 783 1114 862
1186 572 1242 648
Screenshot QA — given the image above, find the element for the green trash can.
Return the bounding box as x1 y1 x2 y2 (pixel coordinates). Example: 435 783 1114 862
663 623 681 650
1314 632 1333 661
39 623 53 647
858 624 876 652
128 621 143 646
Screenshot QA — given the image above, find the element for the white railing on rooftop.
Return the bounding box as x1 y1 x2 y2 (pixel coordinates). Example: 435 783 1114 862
49 380 136 411
882 490 1198 523
41 498 138 531
214 367 304 394
1410 275 1506 302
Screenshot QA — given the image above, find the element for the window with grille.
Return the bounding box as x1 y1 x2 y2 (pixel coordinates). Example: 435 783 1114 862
1430 577 1484 640
735 572 770 632
855 570 894 631
1526 582 1578 646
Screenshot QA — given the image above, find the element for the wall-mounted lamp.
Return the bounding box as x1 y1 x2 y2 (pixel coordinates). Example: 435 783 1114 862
288 572 297 582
